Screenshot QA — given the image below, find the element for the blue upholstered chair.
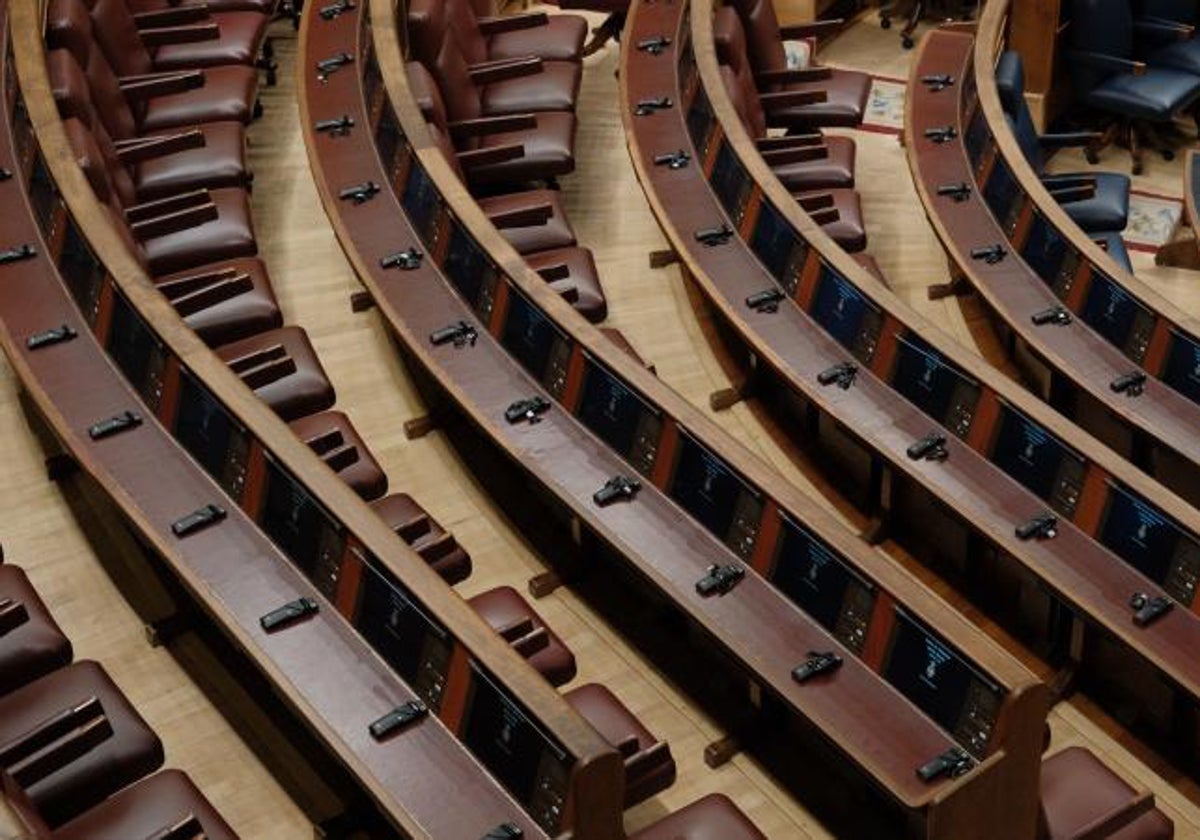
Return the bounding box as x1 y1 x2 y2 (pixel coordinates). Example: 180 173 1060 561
1066 0 1200 173
995 51 1130 233
1134 0 1200 78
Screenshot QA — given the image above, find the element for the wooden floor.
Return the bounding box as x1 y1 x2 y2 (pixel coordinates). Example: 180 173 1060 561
2 8 1200 839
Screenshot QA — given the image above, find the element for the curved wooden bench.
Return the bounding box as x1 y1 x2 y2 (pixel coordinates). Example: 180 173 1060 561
906 2 1200 508
3 2 625 838
297 0 1060 837
1155 149 1200 268
622 0 1200 767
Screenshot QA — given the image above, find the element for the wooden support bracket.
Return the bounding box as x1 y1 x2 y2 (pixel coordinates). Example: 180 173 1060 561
710 378 751 411
1154 235 1200 270
403 414 438 440
350 291 375 312
144 613 190 648
649 249 680 269
927 276 973 301
704 735 740 768
528 571 562 599
861 516 889 546
45 454 78 483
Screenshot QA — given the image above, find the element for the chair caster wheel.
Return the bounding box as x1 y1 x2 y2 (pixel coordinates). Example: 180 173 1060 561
881 15 892 28
1162 149 1175 161
1085 150 1100 165
1133 163 1144 175
902 35 914 48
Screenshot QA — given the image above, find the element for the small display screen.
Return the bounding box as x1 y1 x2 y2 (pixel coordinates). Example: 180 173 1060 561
772 513 868 630
444 220 493 309
990 404 1085 503
983 156 1017 227
1020 212 1067 284
357 561 447 683
401 159 440 246
58 221 104 323
1099 483 1187 585
710 140 748 219
260 455 340 576
175 370 236 484
462 664 568 805
883 609 1002 751
106 291 163 405
669 429 760 548
578 359 657 465
750 199 806 292
1162 330 1200 405
964 105 989 171
890 333 979 434
810 264 881 361
686 87 714 154
1080 275 1150 353
28 154 56 238
502 290 564 383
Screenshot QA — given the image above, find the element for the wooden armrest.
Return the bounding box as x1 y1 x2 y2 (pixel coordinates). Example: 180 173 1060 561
794 191 835 211
225 343 285 373
9 718 113 790
756 133 824 150
510 626 550 656
322 444 361 473
779 19 843 38
448 114 538 138
416 531 458 563
133 5 210 28
0 598 27 636
625 740 672 777
759 89 829 109
118 70 205 100
1048 184 1098 204
0 697 102 767
756 67 833 86
807 205 841 226
762 145 829 165
137 23 220 47
1073 791 1156 840
395 513 433 543
115 130 206 165
1134 16 1194 41
494 615 536 642
239 356 298 389
156 267 243 296
143 814 205 840
125 189 211 223
1066 49 1147 75
535 262 571 282
488 201 554 229
477 11 549 35
548 279 579 303
458 144 526 170
129 203 218 240
613 734 640 758
168 273 254 317
1039 131 1104 149
469 56 543 85
300 427 345 456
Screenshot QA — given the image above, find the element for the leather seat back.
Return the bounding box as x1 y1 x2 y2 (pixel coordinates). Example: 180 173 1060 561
726 0 789 75
408 0 486 125
994 51 1044 171
406 62 470 181
445 0 491 66
714 8 767 137
1066 0 1134 95
80 0 158 77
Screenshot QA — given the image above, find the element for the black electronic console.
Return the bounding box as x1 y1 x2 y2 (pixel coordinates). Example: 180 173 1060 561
171 504 227 538
593 475 641 507
0 243 35 265
745 288 785 313
1130 593 1174 627
430 320 478 348
791 651 843 683
26 324 76 350
380 248 423 270
1015 512 1058 541
917 747 974 782
505 396 551 425
924 126 957 143
906 432 948 462
369 700 428 740
1031 306 1072 326
653 149 690 169
87 410 142 441
481 824 523 840
260 597 319 632
817 362 858 389
634 96 673 116
694 224 734 246
696 563 746 597
936 182 971 202
338 181 379 204
1110 370 1147 396
970 244 1007 264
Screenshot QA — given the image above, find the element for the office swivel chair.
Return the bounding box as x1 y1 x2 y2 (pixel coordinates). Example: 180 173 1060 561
995 51 1130 233
1133 0 1200 77
1066 0 1200 174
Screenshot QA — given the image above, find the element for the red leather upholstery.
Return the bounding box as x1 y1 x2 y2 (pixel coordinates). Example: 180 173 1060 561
215 327 337 420
0 566 72 699
128 0 276 11
565 683 676 806
478 189 578 254
289 411 389 502
524 247 608 322
51 770 239 840
467 586 577 686
154 258 283 346
630 794 766 840
0 661 164 828
794 188 867 252
447 0 586 62
140 187 258 275
140 65 259 130
152 12 269 72
1040 747 1173 840
370 494 473 585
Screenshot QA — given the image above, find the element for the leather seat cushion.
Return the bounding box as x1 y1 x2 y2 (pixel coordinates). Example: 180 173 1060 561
794 188 867 253
129 0 276 10
134 122 249 201
151 12 268 70
370 494 472 584
1053 171 1130 233
1040 747 1173 840
1150 39 1200 77
0 566 73 698
141 187 258 276
1094 232 1133 273
480 60 581 114
524 246 608 322
479 189 577 254
770 135 856 191
487 15 588 62
467 586 577 686
471 111 577 186
140 65 259 131
0 661 164 828
214 326 336 420
768 70 871 129
289 411 388 501
630 794 766 840
53 770 238 840
1086 66 1200 122
155 257 281 346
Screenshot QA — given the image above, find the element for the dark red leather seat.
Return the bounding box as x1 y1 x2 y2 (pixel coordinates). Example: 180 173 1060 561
0 566 72 699
564 683 675 806
1040 747 1173 840
154 259 283 346
524 247 608 322
448 0 587 63
409 0 580 115
467 586 577 686
793 188 867 252
726 0 869 130
371 494 473 585
0 661 164 828
630 794 766 840
289 411 389 502
478 189 578 254
49 770 239 840
128 0 275 12
215 327 336 420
